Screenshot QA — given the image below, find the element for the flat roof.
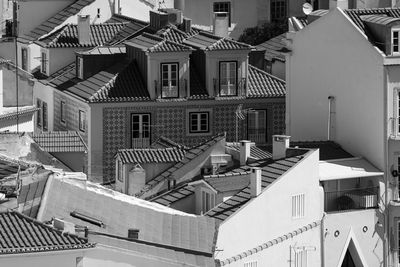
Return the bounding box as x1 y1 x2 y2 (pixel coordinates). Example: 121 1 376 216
319 157 383 181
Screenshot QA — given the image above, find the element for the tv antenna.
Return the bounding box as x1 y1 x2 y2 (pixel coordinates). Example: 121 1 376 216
302 2 313 15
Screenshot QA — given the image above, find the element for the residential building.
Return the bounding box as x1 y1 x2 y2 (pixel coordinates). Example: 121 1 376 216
34 8 286 183
285 7 400 266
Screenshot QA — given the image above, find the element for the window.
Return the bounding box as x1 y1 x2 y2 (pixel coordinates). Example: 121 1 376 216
219 61 237 96
77 57 83 79
213 2 231 26
60 101 66 124
79 110 86 132
393 29 400 54
21 47 28 71
247 110 267 144
244 261 257 267
201 188 215 214
161 63 178 98
189 112 209 133
36 99 42 128
41 52 47 74
131 114 150 148
271 0 287 21
294 248 308 267
42 102 48 131
117 160 123 182
292 193 305 219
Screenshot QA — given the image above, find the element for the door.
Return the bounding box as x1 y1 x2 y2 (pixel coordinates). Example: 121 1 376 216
131 114 150 148
247 110 267 144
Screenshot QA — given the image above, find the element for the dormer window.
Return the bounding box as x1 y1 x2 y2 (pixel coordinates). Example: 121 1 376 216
161 63 179 98
393 29 400 54
77 57 83 79
219 61 237 96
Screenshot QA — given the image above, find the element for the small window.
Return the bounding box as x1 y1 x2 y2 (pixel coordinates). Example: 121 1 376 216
189 112 209 133
244 261 257 267
201 188 215 214
79 110 86 132
60 101 66 124
36 99 42 128
21 47 28 71
271 0 287 21
161 63 179 98
213 2 231 26
219 61 237 96
294 248 308 267
292 193 305 219
41 52 47 74
77 57 83 79
393 29 400 54
42 102 48 131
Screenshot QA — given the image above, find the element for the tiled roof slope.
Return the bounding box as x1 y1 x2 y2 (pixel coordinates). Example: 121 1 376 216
105 14 149 45
157 25 200 44
225 142 272 160
290 141 352 160
151 136 189 149
126 32 193 53
30 131 87 153
137 133 226 199
24 0 97 41
0 106 39 121
116 147 186 164
257 33 289 62
205 153 307 221
37 176 217 254
37 23 128 48
344 8 400 33
0 211 94 254
151 184 196 206
205 174 250 193
247 65 286 98
184 31 252 51
78 45 126 55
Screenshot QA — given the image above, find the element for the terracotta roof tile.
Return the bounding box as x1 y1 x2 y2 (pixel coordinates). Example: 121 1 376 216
116 147 186 164
157 25 200 44
0 211 94 254
184 31 252 51
105 14 149 45
30 131 87 153
257 33 289 62
126 32 193 53
24 0 97 41
247 65 285 98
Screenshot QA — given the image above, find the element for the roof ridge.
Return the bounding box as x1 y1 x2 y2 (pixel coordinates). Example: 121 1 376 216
248 64 286 84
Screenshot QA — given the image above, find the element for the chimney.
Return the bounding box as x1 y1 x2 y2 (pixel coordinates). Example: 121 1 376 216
272 135 290 160
182 17 192 33
174 0 185 11
213 12 229 38
128 228 139 240
77 15 91 45
250 167 262 197
53 218 76 235
150 10 169 31
127 164 146 195
240 140 254 165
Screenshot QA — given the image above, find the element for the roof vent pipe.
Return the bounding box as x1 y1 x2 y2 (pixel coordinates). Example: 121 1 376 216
250 167 262 197
328 96 334 141
77 15 91 45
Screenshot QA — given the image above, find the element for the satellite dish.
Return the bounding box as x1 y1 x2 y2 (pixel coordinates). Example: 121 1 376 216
303 2 313 15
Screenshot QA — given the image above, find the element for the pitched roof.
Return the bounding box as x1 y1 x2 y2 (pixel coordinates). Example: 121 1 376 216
125 32 193 53
0 106 40 121
77 45 126 55
247 65 286 98
35 175 217 255
151 136 189 149
105 14 149 45
138 133 227 199
205 152 308 221
290 141 352 160
116 147 186 164
344 7 400 33
37 23 128 48
225 142 272 160
30 131 87 153
184 31 252 51
24 0 97 41
157 25 200 44
150 183 196 206
0 211 94 254
50 59 150 103
257 33 289 62
204 174 250 193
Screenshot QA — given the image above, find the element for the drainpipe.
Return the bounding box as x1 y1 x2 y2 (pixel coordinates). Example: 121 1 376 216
321 212 326 267
327 96 334 141
384 66 389 267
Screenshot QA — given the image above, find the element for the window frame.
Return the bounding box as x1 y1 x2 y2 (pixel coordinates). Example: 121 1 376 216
189 111 210 133
42 101 48 131
213 1 231 27
271 0 287 21
60 100 66 124
201 187 216 214
247 109 267 144
41 51 47 74
36 99 42 128
160 62 179 98
291 193 305 219
393 28 400 55
21 47 28 71
131 113 151 148
219 61 238 96
79 110 86 132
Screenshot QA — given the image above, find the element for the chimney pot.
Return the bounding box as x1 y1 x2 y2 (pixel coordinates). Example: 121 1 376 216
77 15 91 45
272 135 290 160
250 167 262 197
240 140 254 165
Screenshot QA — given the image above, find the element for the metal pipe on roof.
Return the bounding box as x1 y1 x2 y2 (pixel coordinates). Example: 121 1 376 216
327 96 334 141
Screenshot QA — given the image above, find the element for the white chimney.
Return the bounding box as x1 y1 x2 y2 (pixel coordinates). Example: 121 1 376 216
77 15 91 45
272 135 290 160
127 164 146 196
213 12 229 37
250 167 262 197
240 140 254 165
53 218 75 235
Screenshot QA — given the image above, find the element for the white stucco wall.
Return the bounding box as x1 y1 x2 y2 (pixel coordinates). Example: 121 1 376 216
215 149 322 266
0 250 85 267
33 81 54 132
286 8 385 170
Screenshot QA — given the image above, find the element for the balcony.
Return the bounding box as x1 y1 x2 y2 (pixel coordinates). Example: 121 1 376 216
247 128 266 144
214 78 246 97
132 138 150 148
324 186 379 212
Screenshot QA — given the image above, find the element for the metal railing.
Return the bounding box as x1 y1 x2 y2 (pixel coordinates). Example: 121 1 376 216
247 128 266 144
324 186 379 212
213 77 247 97
132 138 150 148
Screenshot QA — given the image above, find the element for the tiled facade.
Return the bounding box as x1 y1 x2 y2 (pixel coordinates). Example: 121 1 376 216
102 100 285 180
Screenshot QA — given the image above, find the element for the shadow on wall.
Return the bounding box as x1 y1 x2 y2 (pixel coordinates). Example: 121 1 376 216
3 67 33 107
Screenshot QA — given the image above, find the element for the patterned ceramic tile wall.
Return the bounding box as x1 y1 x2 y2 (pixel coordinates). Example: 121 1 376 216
101 101 285 182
